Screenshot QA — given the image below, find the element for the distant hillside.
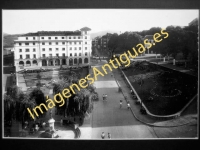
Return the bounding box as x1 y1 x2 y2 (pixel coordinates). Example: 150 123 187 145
90 30 119 39
3 33 21 47
3 30 119 47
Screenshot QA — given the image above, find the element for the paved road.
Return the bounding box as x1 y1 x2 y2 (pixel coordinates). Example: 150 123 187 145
87 60 157 139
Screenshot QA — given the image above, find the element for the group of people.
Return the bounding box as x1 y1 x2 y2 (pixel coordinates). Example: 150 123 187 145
119 100 130 109
101 132 111 139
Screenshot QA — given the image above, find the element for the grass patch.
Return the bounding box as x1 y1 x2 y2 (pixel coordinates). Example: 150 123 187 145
123 62 197 115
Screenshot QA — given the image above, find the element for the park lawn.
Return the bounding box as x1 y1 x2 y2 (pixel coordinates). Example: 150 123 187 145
23 67 89 87
123 64 198 116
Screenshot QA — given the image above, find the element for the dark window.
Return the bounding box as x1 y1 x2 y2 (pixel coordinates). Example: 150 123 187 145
70 53 72 56
85 52 87 56
42 42 45 45
62 42 65 45
55 37 58 39
85 31 87 34
49 42 51 45
26 54 30 58
73 36 76 39
33 54 36 58
62 48 65 51
49 48 52 51
25 43 29 45
85 36 87 39
85 42 87 44
62 37 64 39
85 47 87 50
74 42 76 45
42 54 45 57
42 48 45 51
19 43 22 46
79 53 81 56
62 53 65 56
79 47 81 50
74 53 77 56
19 49 22 52
49 54 52 57
78 36 80 39
69 37 71 39
33 48 36 52
69 42 72 45
70 47 72 50
20 55 23 59
26 37 28 40
56 48 59 51
33 37 35 40
33 42 35 45
74 47 77 50
41 37 44 39
56 54 59 57
79 42 81 44
25 49 29 52
56 42 58 45
48 37 51 39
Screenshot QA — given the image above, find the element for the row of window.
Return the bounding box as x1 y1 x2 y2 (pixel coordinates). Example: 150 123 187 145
25 35 87 40
20 54 36 59
19 47 88 52
17 41 89 45
19 52 88 59
19 47 87 52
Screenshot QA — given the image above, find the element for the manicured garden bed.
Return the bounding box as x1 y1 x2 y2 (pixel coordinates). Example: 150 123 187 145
23 67 89 87
123 61 198 115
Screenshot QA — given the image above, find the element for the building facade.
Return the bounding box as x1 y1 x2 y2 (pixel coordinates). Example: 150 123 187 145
143 35 155 54
14 27 92 70
99 33 112 52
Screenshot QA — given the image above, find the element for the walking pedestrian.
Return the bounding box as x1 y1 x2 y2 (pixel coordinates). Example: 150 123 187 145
101 132 105 139
108 133 111 139
130 90 133 95
127 102 130 110
60 118 63 126
105 94 107 101
102 94 105 100
120 100 122 108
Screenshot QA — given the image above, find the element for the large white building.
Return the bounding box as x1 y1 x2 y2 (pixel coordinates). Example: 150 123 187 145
14 27 92 70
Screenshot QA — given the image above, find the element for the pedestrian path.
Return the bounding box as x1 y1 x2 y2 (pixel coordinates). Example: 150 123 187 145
17 73 27 92
86 62 157 139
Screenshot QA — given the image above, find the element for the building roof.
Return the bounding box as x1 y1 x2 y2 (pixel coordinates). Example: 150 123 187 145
21 31 81 36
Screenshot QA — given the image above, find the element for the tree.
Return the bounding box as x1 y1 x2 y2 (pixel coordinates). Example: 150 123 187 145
107 33 119 57
29 88 46 117
4 85 36 131
52 70 96 124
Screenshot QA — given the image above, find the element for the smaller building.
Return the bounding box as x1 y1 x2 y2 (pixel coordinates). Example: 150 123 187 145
3 47 14 55
143 35 155 54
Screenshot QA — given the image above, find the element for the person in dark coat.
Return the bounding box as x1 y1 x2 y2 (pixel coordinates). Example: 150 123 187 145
101 132 105 139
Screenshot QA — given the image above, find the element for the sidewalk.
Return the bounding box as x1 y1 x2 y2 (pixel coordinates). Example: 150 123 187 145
112 68 158 124
17 73 27 92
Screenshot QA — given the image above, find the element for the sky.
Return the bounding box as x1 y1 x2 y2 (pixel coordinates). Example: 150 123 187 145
3 9 199 35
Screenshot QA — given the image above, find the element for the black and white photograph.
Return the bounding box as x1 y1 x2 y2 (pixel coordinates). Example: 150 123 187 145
2 9 199 140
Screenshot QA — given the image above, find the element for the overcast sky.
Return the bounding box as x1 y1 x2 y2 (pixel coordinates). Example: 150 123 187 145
3 9 199 35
